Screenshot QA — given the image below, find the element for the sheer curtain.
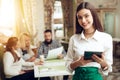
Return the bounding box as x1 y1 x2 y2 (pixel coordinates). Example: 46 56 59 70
14 0 37 44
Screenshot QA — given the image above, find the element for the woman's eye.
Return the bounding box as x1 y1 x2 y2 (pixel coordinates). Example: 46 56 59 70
85 15 89 18
78 16 82 19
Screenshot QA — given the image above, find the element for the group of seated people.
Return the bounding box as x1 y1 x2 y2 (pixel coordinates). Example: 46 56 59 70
3 29 66 80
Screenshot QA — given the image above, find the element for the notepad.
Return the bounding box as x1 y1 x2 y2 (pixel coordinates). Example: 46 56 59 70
46 47 63 60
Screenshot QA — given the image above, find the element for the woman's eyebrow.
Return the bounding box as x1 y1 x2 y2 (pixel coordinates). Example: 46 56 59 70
77 13 89 18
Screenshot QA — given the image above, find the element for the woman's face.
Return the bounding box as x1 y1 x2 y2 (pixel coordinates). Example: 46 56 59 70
13 41 20 50
25 36 31 47
77 9 94 30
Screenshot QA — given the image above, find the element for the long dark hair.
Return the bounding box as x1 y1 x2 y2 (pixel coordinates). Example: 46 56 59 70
75 2 103 34
6 37 20 62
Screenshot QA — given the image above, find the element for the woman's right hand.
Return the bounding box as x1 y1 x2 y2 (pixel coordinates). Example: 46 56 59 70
70 56 92 70
76 56 92 66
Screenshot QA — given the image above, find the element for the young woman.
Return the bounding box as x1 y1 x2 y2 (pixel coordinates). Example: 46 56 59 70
3 37 50 80
19 33 37 62
65 2 113 80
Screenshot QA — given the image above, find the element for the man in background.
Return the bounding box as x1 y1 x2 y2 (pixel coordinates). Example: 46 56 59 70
38 29 66 59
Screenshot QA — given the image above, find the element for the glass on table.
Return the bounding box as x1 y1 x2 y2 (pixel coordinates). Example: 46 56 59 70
39 55 45 62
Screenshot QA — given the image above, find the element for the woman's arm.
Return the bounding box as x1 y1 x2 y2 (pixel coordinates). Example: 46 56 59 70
3 52 21 76
21 57 43 66
26 56 36 62
92 35 113 75
65 36 75 72
70 57 92 70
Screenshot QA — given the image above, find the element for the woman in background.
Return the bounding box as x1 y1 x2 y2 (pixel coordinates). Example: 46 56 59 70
3 37 50 80
19 33 37 62
4 37 38 80
65 2 113 80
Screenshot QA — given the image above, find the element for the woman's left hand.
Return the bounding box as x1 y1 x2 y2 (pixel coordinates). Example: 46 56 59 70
92 53 108 70
57 54 64 59
34 61 44 65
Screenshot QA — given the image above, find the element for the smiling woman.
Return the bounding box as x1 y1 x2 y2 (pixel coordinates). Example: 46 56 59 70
0 0 15 36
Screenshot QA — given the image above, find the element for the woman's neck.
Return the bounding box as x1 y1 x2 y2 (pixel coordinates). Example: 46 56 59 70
22 46 29 50
84 28 95 39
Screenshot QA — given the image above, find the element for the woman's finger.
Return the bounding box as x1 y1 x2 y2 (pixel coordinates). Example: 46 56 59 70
92 54 103 63
80 56 84 60
85 60 92 64
101 53 105 59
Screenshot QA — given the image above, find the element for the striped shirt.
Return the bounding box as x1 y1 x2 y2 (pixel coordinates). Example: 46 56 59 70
38 40 66 58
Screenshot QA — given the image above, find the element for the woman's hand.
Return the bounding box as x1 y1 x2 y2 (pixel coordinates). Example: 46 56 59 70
70 56 92 70
19 70 26 74
92 53 108 70
76 56 92 66
57 54 64 59
34 61 44 65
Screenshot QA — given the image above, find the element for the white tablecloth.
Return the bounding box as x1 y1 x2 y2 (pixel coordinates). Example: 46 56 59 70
34 59 72 78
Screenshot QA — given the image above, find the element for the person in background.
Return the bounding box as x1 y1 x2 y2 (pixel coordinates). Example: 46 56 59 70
3 37 48 80
38 29 66 59
19 33 37 62
65 2 113 80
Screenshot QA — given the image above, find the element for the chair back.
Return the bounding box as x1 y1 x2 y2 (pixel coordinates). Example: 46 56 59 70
0 44 6 80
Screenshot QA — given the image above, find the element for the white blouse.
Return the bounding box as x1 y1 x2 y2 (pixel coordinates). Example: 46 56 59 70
65 30 113 75
3 50 34 78
18 48 34 61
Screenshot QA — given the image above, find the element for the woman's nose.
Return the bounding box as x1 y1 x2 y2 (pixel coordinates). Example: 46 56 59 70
81 17 86 23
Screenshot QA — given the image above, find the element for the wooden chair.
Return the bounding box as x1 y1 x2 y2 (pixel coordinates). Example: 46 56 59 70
0 45 5 80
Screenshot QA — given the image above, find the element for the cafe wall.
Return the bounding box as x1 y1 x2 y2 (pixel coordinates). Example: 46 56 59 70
84 0 120 38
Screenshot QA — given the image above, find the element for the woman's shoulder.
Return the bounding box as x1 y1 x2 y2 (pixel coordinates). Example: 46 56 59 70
4 51 13 58
98 31 112 40
100 31 112 37
4 51 12 55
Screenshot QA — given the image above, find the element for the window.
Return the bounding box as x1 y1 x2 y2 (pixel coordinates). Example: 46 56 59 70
53 1 64 40
0 0 15 43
